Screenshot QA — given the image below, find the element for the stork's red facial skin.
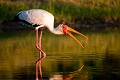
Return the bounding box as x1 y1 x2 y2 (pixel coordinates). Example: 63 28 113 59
62 25 67 34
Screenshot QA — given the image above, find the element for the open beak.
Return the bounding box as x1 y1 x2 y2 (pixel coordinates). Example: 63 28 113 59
66 26 88 48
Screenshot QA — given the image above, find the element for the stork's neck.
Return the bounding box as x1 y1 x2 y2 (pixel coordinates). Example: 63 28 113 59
47 24 64 35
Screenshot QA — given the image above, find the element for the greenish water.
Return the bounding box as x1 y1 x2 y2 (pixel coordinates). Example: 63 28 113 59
0 30 120 80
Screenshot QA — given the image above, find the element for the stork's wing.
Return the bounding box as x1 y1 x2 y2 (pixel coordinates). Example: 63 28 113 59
14 9 54 27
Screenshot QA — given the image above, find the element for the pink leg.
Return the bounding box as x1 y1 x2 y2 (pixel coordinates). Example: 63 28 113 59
35 28 46 80
35 28 39 80
39 31 42 78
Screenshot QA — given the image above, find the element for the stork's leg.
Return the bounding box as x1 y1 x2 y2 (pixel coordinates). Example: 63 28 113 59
35 26 46 80
35 28 39 80
38 30 42 78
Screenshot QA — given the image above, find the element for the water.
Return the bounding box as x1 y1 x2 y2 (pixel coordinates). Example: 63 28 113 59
0 30 120 80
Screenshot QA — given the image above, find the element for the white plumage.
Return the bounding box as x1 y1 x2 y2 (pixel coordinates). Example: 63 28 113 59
18 9 54 26
15 9 64 34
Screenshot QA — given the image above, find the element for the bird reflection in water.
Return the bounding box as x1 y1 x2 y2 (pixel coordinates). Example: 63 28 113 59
49 65 86 80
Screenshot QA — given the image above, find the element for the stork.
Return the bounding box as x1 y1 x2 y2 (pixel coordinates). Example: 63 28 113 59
14 9 88 80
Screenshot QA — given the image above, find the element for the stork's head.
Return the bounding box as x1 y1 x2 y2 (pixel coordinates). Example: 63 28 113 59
58 24 88 48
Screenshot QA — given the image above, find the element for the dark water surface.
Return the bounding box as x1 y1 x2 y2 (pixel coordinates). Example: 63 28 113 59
0 30 120 80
